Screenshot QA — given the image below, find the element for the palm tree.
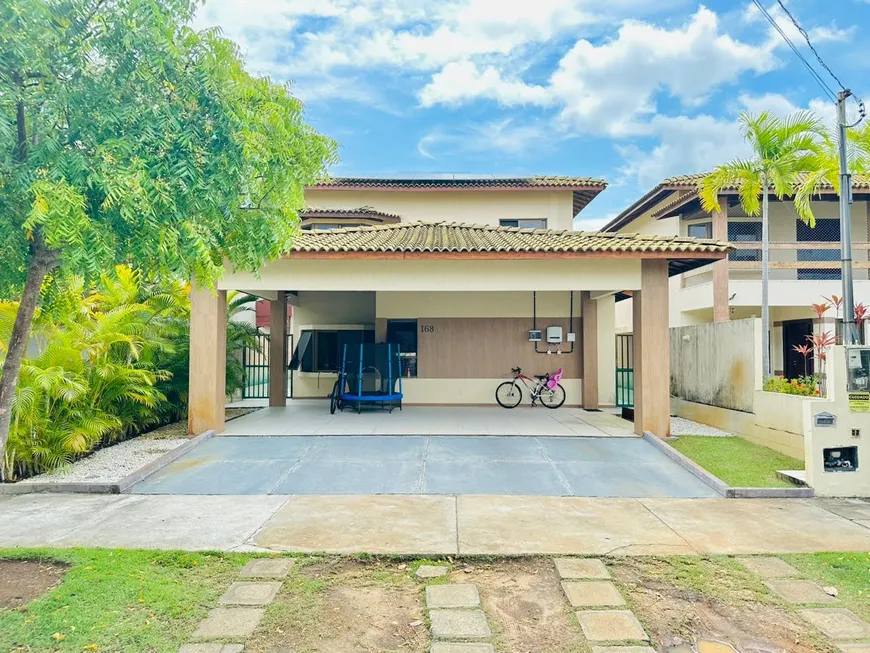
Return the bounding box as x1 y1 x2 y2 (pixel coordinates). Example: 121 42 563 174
794 121 870 223
700 111 824 379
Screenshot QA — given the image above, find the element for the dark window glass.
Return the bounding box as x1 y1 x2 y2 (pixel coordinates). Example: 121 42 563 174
728 222 762 261
499 219 547 229
387 319 418 377
687 223 712 239
797 218 841 280
299 330 373 372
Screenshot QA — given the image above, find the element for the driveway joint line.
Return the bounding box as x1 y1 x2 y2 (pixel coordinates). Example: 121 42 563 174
634 497 699 554
265 438 322 495
242 495 294 548
418 436 431 494
534 436 574 496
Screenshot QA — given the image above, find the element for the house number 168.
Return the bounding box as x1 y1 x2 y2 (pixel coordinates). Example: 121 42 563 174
420 324 435 333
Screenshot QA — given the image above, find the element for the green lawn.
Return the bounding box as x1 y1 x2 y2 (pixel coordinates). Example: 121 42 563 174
668 435 804 488
0 548 249 653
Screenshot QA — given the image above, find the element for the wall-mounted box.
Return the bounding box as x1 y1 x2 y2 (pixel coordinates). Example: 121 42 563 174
814 412 837 428
546 326 563 344
823 446 858 472
528 330 542 342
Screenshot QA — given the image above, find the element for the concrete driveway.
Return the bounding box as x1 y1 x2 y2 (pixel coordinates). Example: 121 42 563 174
130 435 719 498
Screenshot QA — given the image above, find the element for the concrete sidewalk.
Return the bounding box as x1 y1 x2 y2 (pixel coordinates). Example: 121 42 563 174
2 494 869 555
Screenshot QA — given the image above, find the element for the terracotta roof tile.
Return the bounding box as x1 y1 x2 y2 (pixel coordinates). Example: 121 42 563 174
291 221 731 255
308 175 606 190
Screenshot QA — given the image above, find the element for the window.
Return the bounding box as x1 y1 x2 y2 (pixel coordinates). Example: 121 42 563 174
387 319 418 377
298 329 373 372
499 219 547 229
728 222 762 261
301 222 363 231
797 218 841 280
687 222 712 239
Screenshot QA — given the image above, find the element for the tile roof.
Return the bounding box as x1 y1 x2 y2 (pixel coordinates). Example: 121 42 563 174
291 221 731 255
308 175 607 190
300 207 401 221
603 172 870 232
661 172 870 190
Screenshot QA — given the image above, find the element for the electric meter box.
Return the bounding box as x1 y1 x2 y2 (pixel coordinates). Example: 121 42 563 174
528 329 542 342
846 346 870 413
546 326 563 344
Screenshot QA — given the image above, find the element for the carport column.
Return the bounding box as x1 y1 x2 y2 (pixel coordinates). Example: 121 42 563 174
712 198 730 323
188 281 227 435
581 291 599 409
269 291 288 407
632 260 670 437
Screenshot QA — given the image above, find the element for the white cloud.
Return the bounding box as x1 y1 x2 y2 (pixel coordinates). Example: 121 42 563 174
418 62 551 108
418 7 780 137
417 119 550 158
743 2 854 48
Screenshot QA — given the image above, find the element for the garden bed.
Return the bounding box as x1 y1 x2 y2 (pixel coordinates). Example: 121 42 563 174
10 408 259 487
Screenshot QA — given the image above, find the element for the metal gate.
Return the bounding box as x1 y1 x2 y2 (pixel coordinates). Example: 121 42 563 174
242 332 292 399
615 334 634 408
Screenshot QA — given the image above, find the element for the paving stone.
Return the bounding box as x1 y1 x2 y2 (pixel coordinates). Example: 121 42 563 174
429 609 491 640
426 584 480 608
219 581 282 606
417 564 450 579
430 644 496 653
193 607 264 638
562 581 625 607
576 610 648 642
178 646 245 653
736 557 800 578
239 558 294 578
591 648 657 653
799 608 870 639
555 558 610 579
765 580 838 604
838 645 870 652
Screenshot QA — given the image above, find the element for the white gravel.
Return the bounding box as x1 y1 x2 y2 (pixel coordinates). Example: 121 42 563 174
670 416 734 437
19 437 189 484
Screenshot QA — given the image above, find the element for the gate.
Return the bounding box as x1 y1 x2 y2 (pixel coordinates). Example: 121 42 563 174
615 334 634 408
242 331 293 399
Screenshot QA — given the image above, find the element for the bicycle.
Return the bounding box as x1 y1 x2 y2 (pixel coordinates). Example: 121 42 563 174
495 367 566 408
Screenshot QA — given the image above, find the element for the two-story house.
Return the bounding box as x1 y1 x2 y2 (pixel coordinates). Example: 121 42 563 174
604 173 870 378
187 174 732 438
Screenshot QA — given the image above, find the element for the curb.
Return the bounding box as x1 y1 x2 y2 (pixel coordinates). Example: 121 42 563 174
642 431 729 497
0 430 215 495
642 431 814 499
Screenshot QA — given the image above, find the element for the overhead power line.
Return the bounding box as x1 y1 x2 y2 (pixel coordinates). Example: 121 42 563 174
750 0 837 102
774 0 846 92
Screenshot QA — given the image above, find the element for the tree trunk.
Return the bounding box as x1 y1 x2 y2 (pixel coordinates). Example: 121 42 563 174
0 237 57 480
761 177 771 379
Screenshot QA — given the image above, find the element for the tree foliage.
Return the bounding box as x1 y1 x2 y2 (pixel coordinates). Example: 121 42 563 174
698 111 824 223
1 0 335 291
0 0 336 474
0 266 259 480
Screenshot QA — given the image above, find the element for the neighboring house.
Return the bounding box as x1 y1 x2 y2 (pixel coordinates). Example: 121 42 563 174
604 173 870 378
187 175 732 438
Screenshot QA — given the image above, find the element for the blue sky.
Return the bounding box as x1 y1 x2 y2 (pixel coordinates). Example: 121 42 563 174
194 0 869 228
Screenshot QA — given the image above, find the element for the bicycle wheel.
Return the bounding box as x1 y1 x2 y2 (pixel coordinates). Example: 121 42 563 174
540 383 566 409
329 379 341 414
495 381 522 408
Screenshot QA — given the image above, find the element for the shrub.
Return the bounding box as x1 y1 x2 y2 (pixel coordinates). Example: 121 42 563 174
0 267 257 480
763 375 820 397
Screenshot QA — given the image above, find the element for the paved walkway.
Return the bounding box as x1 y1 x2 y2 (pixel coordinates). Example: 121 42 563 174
131 435 717 498
221 401 635 437
2 493 869 555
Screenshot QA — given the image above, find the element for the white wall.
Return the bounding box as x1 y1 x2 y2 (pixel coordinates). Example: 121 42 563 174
220 258 642 293
304 189 577 231
376 291 579 319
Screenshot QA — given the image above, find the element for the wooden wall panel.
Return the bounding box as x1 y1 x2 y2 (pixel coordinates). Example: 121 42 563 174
417 317 582 379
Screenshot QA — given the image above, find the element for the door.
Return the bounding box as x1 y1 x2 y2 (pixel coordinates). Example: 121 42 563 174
782 319 814 379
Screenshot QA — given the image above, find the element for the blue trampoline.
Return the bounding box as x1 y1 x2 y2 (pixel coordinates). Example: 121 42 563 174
330 342 404 414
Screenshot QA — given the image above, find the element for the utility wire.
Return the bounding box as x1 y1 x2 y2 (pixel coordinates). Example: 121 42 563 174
751 0 837 102
774 0 846 92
